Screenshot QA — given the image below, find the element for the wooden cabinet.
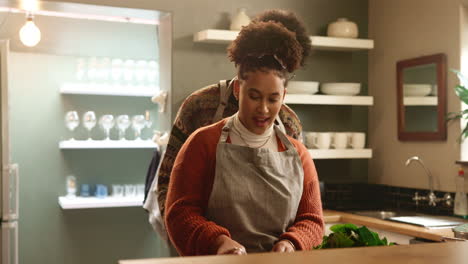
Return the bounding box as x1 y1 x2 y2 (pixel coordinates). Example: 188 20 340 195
193 29 375 160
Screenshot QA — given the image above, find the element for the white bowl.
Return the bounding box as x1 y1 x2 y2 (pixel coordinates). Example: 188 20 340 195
321 83 361 96
287 81 319 94
403 84 432 97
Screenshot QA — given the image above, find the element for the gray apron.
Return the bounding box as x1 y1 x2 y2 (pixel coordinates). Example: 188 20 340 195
206 117 304 253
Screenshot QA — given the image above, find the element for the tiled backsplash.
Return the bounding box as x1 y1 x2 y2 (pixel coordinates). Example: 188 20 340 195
322 183 454 216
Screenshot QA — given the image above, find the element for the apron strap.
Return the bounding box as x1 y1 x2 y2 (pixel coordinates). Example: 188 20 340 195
275 115 286 135
219 116 234 143
274 125 295 150
212 78 234 123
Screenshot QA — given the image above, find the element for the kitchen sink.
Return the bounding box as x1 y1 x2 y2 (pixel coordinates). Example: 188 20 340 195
348 210 466 228
348 210 419 220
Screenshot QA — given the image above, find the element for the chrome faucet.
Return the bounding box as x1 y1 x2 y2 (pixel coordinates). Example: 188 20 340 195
405 156 453 207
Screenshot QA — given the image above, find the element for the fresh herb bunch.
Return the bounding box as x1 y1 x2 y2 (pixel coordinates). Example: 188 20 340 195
447 69 468 142
314 223 395 249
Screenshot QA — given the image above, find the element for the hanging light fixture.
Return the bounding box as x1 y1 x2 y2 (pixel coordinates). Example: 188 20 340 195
19 13 41 47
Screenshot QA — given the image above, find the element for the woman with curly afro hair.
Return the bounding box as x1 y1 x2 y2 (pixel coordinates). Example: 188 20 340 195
164 9 324 256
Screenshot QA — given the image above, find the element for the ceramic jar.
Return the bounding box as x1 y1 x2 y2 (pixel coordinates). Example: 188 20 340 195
327 18 358 38
230 8 251 31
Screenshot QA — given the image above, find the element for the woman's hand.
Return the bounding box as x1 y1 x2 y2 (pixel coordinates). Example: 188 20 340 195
213 235 247 255
271 239 295 253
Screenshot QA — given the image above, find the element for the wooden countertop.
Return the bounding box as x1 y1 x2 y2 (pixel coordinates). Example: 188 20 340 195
323 209 463 241
119 242 468 264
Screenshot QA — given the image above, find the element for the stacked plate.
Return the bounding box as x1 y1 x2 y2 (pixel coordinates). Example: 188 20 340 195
287 81 319 94
321 83 361 96
287 82 363 96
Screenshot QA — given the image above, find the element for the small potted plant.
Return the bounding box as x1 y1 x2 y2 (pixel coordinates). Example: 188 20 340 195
446 70 468 141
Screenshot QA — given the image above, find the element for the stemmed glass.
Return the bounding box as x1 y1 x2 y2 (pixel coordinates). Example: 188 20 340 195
82 111 97 140
87 57 98 81
132 115 146 140
99 57 111 82
116 115 130 140
99 115 115 140
147 60 159 86
135 60 147 85
76 58 86 81
111 58 124 84
123 59 135 85
64 111 79 140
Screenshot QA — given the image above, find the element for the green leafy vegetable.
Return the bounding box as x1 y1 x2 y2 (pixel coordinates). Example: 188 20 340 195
314 223 396 249
330 223 358 233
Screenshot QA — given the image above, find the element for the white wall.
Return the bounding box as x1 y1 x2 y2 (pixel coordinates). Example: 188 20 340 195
368 0 464 192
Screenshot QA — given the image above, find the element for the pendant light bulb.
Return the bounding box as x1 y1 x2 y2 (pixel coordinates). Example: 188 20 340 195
19 14 41 47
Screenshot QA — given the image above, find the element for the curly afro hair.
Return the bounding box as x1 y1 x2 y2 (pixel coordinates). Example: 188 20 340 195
227 21 303 80
253 9 311 67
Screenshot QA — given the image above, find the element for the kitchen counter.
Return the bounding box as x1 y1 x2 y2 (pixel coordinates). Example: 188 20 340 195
119 242 468 264
323 209 464 241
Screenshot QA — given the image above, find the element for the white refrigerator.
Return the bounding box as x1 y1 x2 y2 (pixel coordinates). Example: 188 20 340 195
0 39 19 264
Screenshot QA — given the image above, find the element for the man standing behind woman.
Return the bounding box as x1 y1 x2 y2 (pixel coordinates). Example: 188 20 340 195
165 10 324 256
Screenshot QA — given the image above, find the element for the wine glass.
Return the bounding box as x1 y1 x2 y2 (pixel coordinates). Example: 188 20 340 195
99 57 111 82
76 58 86 81
132 115 146 140
64 111 79 140
82 111 96 140
147 60 159 87
123 59 135 85
111 58 124 83
99 115 115 140
135 60 147 84
87 57 98 81
116 115 130 140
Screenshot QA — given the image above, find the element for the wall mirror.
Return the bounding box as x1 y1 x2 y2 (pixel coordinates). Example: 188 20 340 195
397 53 447 141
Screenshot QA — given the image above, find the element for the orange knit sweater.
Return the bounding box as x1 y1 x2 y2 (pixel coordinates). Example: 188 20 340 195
165 118 324 256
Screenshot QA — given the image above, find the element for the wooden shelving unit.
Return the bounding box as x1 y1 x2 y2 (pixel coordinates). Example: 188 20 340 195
58 196 143 209
193 29 374 161
60 83 158 97
59 140 157 149
284 94 373 106
193 29 239 44
193 29 374 51
403 96 437 106
309 149 373 159
309 36 374 51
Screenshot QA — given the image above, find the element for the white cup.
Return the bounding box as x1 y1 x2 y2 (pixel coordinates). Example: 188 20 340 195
112 184 124 197
136 184 145 197
349 132 366 149
304 132 317 148
313 132 332 149
344 132 353 147
332 132 348 149
124 184 137 197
